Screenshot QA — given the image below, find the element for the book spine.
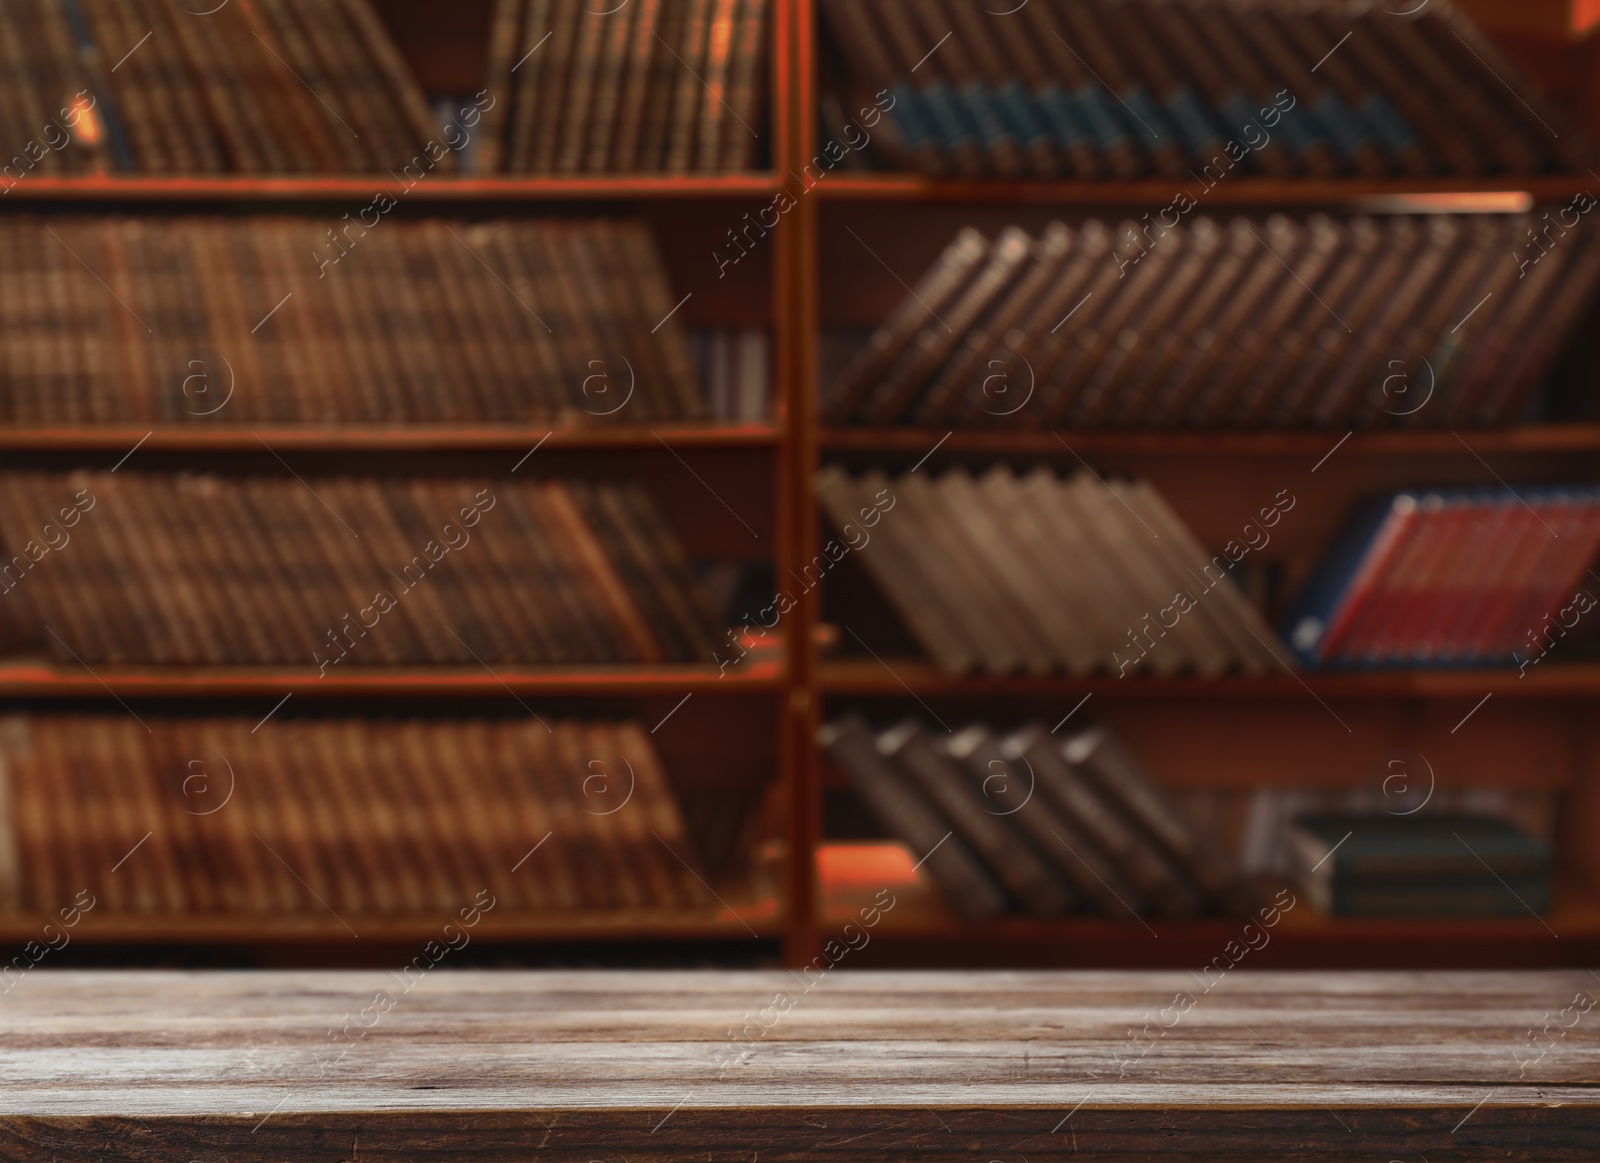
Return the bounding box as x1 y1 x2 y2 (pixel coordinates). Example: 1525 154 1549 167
555 8 609 173
819 714 1007 922
719 0 766 170
609 0 663 171
582 1 638 172
663 0 713 172
476 0 524 172
692 0 740 171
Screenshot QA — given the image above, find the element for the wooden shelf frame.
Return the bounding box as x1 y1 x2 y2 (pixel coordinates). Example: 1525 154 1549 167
817 658 1600 699
0 422 780 453
0 174 787 201
0 659 783 698
811 172 1591 207
0 905 784 945
820 423 1600 458
7 0 1600 969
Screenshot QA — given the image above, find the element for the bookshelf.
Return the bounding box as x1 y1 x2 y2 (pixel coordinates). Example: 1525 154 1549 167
792 0 1600 970
0 0 801 967
6 0 1600 971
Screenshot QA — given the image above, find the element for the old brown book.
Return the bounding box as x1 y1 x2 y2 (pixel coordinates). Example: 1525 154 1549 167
693 0 741 171
1239 217 1419 427
478 0 524 172
1034 222 1185 426
1013 721 1205 916
719 0 766 170
882 719 1074 917
506 0 554 171
582 0 638 171
913 223 1074 425
1063 724 1236 909
862 227 1034 424
824 227 988 424
663 0 715 172
610 0 665 170
1070 217 1225 427
554 7 610 173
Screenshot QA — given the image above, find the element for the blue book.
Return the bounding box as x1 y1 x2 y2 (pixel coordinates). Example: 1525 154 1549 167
1162 86 1224 156
955 81 1021 156
884 83 942 156
1309 91 1378 160
919 82 982 155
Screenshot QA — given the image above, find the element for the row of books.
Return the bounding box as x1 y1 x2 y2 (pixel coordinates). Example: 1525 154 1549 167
1288 812 1549 916
481 0 768 173
0 216 706 424
1286 487 1600 669
818 465 1284 677
820 713 1239 919
0 714 712 914
819 0 1591 178
0 0 442 175
0 473 722 667
824 214 1600 428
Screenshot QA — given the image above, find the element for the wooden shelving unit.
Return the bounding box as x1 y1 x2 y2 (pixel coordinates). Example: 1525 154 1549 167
790 0 1600 971
0 0 802 966
9 0 1600 969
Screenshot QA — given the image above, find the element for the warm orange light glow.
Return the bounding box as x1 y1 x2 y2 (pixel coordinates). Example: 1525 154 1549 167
816 841 922 892
67 96 101 146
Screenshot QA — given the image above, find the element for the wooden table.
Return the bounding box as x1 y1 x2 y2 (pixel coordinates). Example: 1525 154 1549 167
2 969 1597 1159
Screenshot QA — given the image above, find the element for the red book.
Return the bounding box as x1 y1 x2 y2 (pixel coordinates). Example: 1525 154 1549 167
1314 495 1419 664
1361 497 1475 667
1328 495 1442 665
1422 496 1518 664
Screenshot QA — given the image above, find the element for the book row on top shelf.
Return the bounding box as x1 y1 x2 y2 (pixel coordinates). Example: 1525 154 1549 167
0 0 777 179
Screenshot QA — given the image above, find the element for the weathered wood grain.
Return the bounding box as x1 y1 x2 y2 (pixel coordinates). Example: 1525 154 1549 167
0 970 1596 1159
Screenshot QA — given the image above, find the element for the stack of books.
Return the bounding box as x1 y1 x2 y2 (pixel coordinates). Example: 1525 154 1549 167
1287 812 1550 915
0 0 443 174
823 215 1600 428
817 464 1285 676
0 472 723 667
817 0 1592 178
819 713 1241 920
480 0 769 173
1285 487 1600 668
0 216 706 423
1235 784 1553 879
0 714 712 915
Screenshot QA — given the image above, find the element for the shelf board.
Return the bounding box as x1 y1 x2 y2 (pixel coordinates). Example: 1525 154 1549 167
0 659 783 698
0 422 780 454
0 173 786 201
816 172 1585 207
0 903 781 944
819 657 1600 699
820 423 1600 458
819 843 1600 967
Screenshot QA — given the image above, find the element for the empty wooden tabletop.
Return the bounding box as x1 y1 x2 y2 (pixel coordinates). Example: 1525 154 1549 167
1 969 1597 1159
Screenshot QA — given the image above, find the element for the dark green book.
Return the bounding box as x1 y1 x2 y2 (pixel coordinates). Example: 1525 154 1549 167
1288 812 1550 917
